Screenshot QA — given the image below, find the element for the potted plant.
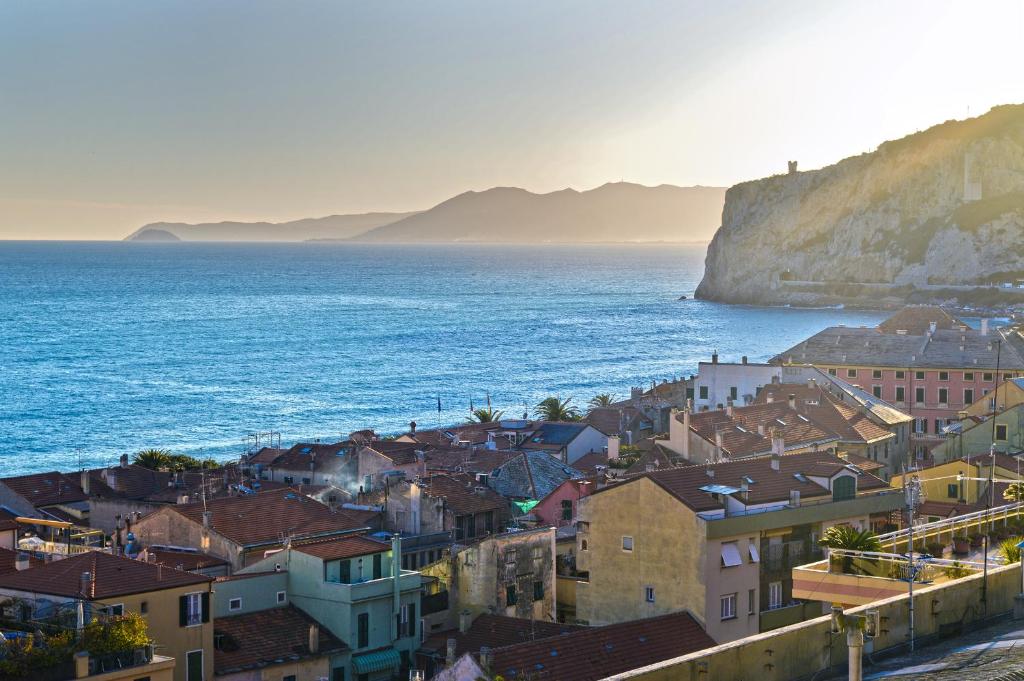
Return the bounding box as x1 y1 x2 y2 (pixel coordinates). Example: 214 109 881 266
953 534 971 555
926 542 946 558
969 532 985 548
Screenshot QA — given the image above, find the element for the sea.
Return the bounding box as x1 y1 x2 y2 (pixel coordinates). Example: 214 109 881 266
0 241 887 475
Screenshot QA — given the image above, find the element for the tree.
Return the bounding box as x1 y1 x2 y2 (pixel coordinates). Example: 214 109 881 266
819 525 882 575
1004 482 1024 504
132 449 171 470
470 407 505 423
587 394 615 412
534 396 581 422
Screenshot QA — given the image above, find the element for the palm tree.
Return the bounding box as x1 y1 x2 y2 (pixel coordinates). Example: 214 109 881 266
819 525 882 575
587 394 615 412
470 407 505 423
999 537 1023 564
534 396 581 422
133 448 171 470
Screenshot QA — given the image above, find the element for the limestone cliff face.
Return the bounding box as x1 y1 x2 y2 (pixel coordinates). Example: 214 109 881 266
696 105 1024 305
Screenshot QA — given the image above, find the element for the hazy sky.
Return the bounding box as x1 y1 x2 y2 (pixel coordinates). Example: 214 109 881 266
2 0 1023 240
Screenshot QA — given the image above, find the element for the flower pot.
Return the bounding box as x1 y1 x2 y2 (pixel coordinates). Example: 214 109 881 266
953 538 970 555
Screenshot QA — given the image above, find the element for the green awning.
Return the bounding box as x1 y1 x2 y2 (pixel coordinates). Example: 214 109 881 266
513 499 539 514
352 648 401 674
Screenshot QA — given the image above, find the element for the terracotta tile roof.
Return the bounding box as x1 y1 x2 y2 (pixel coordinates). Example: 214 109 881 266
0 548 41 575
0 550 211 599
247 447 287 465
87 465 171 500
213 605 347 674
268 442 354 471
877 306 965 335
419 474 509 515
837 452 887 473
623 446 676 476
422 614 583 658
571 451 609 476
425 447 518 474
292 534 390 561
0 472 86 507
755 385 894 444
592 451 888 513
687 402 839 458
0 508 19 533
141 548 229 572
167 488 376 547
486 611 714 681
585 407 645 437
362 441 425 466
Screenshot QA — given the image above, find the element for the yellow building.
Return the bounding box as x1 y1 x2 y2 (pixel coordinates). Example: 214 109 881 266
962 377 1024 418
69 653 176 681
0 551 214 681
575 451 902 643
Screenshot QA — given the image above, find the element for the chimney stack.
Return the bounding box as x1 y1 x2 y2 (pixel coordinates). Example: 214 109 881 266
409 420 417 434
14 553 30 572
446 638 457 667
788 394 797 410
119 453 129 468
714 431 724 462
741 355 748 365
459 610 472 633
202 510 213 528
725 400 734 417
929 321 937 334
80 470 90 495
80 572 92 598
682 407 691 461
981 318 990 336
479 646 493 669
308 623 319 654
607 435 620 461
711 351 718 365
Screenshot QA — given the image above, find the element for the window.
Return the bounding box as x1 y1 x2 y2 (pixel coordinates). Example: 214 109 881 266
768 582 783 610
965 372 975 381
506 585 518 606
730 386 738 400
948 483 959 499
533 581 544 601
228 598 241 611
399 603 416 638
622 536 634 552
561 499 573 521
915 387 925 405
935 418 944 434
302 477 311 485
939 371 949 381
284 676 296 681
720 542 742 567
357 613 369 648
832 476 856 501
996 424 1008 441
699 386 709 400
645 586 655 603
484 511 494 534
747 588 755 615
938 388 948 405
179 592 207 627
720 593 737 620
984 372 994 382
748 539 759 563
332 667 346 681
373 553 382 580
915 418 928 434
580 539 588 551
283 475 294 484
847 369 857 378
872 385 882 398
101 604 124 617
828 368 838 376
140 601 148 614
277 591 286 604
896 370 906 380
965 389 975 405
916 371 926 380
895 386 905 403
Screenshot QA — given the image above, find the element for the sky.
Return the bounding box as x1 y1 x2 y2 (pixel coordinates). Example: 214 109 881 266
1 0 1023 240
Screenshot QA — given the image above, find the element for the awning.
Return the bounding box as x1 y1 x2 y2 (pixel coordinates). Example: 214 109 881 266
512 500 539 514
721 542 743 567
352 648 401 674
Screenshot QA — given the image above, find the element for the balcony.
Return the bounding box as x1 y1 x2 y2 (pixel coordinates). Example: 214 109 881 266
324 570 421 602
700 491 905 539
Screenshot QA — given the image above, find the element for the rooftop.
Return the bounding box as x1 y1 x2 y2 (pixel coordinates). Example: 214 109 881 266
140 547 230 572
213 605 348 674
418 473 509 515
489 451 584 500
0 547 41 575
292 534 390 561
422 613 583 658
685 401 840 458
0 471 87 507
755 383 895 444
0 550 211 599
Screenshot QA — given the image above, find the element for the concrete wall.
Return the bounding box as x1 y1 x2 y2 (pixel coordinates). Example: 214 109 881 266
604 562 1023 681
218 655 331 681
133 507 245 570
213 572 289 617
567 426 610 464
90 498 166 534
532 480 592 528
576 479 706 630
694 362 780 411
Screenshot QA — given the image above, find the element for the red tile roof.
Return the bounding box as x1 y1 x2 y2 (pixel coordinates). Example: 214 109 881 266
0 548 41 575
0 551 211 599
0 472 87 507
141 548 229 572
687 402 839 458
418 474 508 515
167 488 377 547
292 534 390 561
87 465 171 500
755 384 895 444
877 306 964 335
422 614 583 658
486 611 714 681
213 605 347 674
0 508 19 533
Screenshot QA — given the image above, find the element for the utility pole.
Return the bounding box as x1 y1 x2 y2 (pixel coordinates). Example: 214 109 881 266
905 475 922 652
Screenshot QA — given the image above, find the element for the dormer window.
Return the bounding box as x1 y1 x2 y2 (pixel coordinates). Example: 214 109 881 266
832 476 856 501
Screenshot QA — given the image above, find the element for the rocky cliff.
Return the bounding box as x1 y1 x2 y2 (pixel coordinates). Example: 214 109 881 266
696 104 1024 306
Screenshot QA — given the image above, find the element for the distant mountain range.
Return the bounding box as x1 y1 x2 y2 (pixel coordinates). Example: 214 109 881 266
125 182 727 243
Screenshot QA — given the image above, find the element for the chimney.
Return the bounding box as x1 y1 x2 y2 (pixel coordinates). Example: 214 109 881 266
772 432 785 458
202 510 213 528
409 420 417 434
479 646 493 669
80 572 92 598
770 453 781 471
446 638 457 667
177 493 190 505
757 423 765 436
14 553 30 572
740 480 749 502
741 355 748 365
806 378 815 390
714 431 724 462
725 400 733 417
766 395 774 404
106 469 117 492
711 351 718 365
929 321 937 334
682 409 691 461
459 609 472 633
74 651 89 679
981 318 990 336
80 470 90 495
607 435 620 461
119 453 129 468
308 623 319 654
788 394 796 410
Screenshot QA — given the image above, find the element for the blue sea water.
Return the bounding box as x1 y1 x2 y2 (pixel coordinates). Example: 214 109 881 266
0 241 885 475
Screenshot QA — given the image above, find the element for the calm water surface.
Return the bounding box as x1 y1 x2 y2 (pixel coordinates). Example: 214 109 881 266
0 242 885 474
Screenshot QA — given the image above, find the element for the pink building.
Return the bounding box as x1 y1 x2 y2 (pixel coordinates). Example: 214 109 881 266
532 479 595 527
